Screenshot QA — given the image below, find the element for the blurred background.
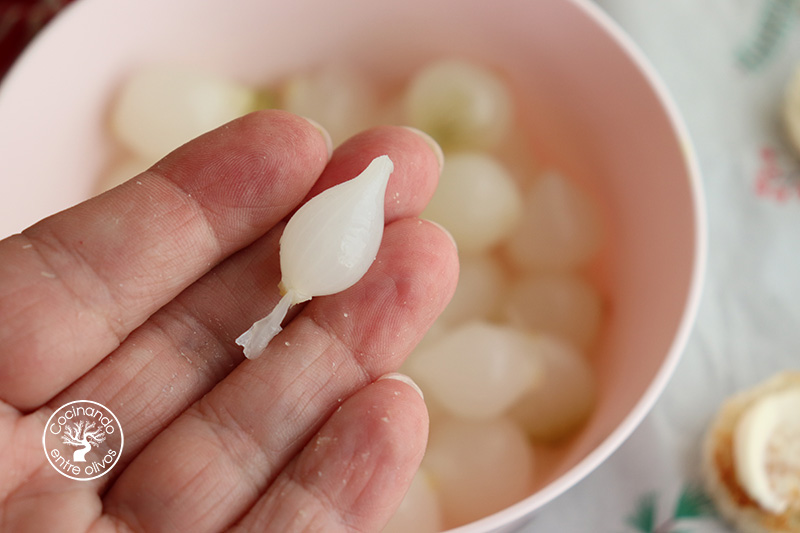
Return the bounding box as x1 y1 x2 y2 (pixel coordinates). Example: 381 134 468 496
534 2 800 532
1 1 799 532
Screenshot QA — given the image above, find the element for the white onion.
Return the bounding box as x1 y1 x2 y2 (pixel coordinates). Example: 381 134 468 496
404 60 513 150
506 171 603 272
381 468 443 533
421 152 522 254
110 67 257 161
502 273 603 349
236 155 394 359
282 64 377 147
436 254 506 326
508 334 597 441
423 417 534 527
409 321 541 420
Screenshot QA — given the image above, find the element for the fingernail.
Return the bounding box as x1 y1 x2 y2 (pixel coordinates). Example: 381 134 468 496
302 116 334 161
377 372 425 400
403 127 444 172
423 219 458 252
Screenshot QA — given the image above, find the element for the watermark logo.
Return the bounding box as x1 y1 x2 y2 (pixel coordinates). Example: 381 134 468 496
42 400 123 481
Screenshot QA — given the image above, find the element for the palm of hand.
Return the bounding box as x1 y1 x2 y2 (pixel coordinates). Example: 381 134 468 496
0 112 456 532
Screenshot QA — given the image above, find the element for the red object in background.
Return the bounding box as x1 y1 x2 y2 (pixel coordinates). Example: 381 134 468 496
0 0 73 81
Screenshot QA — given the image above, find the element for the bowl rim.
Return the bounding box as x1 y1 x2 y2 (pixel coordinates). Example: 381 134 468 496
447 0 707 530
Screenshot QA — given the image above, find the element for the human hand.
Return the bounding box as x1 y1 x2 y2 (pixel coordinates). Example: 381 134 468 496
0 111 458 532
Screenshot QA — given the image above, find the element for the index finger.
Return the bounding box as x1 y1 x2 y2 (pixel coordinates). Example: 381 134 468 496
0 110 331 410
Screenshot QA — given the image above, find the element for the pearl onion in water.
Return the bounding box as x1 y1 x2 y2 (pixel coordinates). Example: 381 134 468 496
111 66 257 161
436 254 507 327
282 64 377 147
508 334 597 442
423 417 534 527
422 152 522 255
502 273 603 350
381 468 443 533
405 59 513 150
410 321 542 420
506 171 603 271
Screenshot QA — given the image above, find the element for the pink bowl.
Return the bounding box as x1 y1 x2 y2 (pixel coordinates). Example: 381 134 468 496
0 0 706 530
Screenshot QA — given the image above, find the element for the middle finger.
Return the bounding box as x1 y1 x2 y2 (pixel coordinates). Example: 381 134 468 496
104 217 457 532
49 126 443 479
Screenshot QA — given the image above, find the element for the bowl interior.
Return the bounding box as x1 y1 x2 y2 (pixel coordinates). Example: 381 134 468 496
0 0 704 530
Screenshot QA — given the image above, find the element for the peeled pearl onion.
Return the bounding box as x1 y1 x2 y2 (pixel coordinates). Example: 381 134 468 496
437 254 506 326
410 321 542 420
423 417 534 527
381 468 443 533
236 156 393 358
278 155 392 299
110 67 257 161
422 152 522 254
405 59 513 150
282 64 377 146
506 171 603 272
508 334 597 442
503 273 603 350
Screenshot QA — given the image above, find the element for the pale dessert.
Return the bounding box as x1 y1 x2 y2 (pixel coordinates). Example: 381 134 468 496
703 371 800 533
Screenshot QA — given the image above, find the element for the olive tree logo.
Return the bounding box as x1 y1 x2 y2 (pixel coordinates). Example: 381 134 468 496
42 400 123 481
60 420 107 462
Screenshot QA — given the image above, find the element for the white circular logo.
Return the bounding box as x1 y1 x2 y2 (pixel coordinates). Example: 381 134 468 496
42 400 124 481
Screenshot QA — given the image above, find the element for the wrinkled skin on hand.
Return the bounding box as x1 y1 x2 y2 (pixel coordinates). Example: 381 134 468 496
0 111 457 533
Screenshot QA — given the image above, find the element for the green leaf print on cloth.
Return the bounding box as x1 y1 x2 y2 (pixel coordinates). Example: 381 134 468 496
737 0 800 71
622 483 718 533
626 492 657 532
673 484 717 521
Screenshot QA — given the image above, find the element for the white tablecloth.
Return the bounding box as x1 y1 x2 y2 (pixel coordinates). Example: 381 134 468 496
530 1 800 532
